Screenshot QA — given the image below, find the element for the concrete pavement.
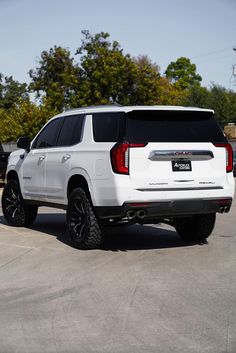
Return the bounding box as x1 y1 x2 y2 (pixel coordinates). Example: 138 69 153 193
0 202 235 353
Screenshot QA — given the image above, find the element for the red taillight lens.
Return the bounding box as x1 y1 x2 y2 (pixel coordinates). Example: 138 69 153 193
214 143 233 173
111 142 147 174
111 143 129 174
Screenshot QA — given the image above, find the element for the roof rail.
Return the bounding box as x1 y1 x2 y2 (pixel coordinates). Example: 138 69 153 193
64 103 123 112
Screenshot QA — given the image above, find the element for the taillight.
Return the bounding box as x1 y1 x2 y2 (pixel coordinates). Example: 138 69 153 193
214 143 233 173
111 142 147 174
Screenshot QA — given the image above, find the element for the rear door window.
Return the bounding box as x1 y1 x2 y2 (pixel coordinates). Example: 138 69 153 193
126 110 226 143
57 114 84 147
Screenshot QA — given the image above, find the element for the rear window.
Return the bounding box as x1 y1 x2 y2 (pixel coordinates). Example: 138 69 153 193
92 113 124 142
126 110 226 143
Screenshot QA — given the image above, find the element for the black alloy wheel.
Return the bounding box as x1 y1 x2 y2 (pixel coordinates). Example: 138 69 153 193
67 187 102 249
70 199 87 242
2 179 38 227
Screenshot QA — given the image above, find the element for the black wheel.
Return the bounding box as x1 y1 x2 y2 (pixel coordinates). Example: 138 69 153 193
67 187 102 249
2 179 38 227
175 213 216 242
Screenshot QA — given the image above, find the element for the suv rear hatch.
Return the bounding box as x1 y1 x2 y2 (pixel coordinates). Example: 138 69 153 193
124 110 231 191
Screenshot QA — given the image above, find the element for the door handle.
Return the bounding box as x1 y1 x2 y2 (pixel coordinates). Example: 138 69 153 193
62 154 71 161
39 155 46 161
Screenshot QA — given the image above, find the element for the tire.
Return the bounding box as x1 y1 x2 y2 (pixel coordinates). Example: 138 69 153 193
67 187 102 249
175 213 216 242
2 179 38 227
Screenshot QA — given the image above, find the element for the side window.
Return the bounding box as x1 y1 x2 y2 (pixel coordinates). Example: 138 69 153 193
57 115 84 147
92 113 124 142
32 118 63 149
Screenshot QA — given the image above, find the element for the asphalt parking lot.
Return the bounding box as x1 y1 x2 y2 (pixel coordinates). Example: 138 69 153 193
0 196 235 353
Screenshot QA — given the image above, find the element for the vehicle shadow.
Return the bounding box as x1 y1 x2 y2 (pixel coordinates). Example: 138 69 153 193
0 213 202 251
101 224 201 251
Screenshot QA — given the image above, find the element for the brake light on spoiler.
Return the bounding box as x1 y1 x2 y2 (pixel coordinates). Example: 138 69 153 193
214 143 233 173
111 142 147 174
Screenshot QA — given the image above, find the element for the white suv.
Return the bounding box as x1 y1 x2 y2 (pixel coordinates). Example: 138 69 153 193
2 105 235 249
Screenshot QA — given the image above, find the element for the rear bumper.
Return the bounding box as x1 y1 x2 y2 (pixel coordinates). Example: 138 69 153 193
95 197 233 220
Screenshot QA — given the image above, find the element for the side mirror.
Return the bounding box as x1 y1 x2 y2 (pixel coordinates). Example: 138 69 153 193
17 136 31 152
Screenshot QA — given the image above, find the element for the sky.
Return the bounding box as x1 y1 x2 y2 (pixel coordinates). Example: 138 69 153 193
0 0 236 91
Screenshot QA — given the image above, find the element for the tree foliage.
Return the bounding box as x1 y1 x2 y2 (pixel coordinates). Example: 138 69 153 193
130 55 161 105
208 85 236 124
74 30 138 106
0 100 57 142
0 74 28 110
184 84 236 124
165 57 202 90
29 46 80 110
28 32 182 108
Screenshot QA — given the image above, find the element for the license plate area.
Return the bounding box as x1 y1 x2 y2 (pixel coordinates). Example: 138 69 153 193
172 160 192 172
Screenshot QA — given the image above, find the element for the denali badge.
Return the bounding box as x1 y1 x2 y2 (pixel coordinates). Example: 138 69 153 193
175 151 192 156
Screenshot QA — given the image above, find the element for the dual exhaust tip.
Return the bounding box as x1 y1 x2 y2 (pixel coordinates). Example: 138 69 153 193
218 205 230 213
127 205 231 218
126 209 146 220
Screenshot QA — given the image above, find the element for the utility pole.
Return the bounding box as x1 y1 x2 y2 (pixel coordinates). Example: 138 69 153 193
233 47 236 77
231 47 236 87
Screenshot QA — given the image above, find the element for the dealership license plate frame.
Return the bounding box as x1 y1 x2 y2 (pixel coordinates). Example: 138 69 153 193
172 160 192 172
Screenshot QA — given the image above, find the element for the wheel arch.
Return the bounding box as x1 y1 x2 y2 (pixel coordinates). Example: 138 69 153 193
67 174 92 202
6 170 19 183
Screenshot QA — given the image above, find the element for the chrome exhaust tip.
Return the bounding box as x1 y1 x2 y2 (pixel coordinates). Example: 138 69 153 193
137 210 146 219
126 210 136 219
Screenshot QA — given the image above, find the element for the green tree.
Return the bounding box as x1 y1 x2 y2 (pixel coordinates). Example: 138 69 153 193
184 84 236 124
75 33 178 106
28 31 191 110
183 85 210 108
0 74 28 109
0 100 57 142
130 55 186 105
74 30 138 106
29 46 80 110
130 55 161 105
208 84 236 124
158 77 187 105
165 57 202 90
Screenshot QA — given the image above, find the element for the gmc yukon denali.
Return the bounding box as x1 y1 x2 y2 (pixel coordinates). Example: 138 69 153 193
2 105 235 249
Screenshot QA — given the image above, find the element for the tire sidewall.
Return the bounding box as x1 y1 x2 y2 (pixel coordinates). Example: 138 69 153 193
175 213 216 241
2 179 27 226
67 188 92 248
